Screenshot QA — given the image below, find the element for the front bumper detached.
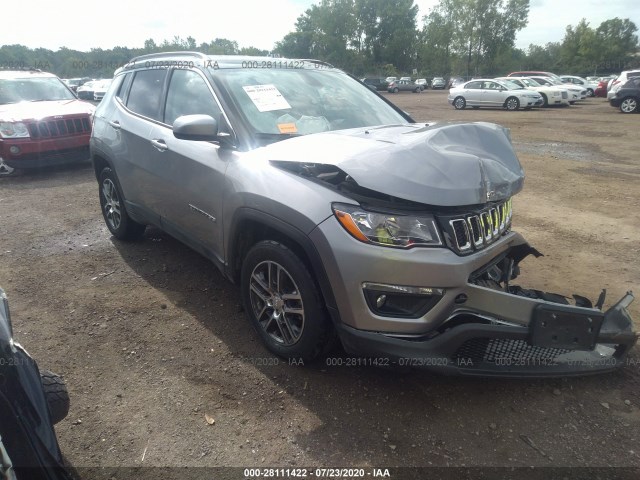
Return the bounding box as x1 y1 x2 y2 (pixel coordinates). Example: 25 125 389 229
338 291 637 377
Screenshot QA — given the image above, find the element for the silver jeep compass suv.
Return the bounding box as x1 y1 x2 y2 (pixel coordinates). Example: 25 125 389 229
90 52 637 376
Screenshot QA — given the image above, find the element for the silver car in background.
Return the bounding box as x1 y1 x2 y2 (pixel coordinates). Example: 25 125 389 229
448 78 543 110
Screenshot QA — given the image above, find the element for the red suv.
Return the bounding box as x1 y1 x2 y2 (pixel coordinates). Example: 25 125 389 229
0 70 95 176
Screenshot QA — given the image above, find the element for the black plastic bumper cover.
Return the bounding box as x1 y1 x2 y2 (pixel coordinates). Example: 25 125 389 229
337 292 638 377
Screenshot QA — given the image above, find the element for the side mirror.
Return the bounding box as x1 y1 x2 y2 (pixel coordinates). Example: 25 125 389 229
173 114 219 141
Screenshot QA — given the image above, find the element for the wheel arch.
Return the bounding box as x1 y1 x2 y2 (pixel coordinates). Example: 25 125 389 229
226 208 341 325
91 152 114 182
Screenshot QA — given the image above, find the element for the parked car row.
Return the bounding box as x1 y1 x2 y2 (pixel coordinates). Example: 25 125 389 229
445 70 615 111
380 76 449 92
76 78 112 101
448 78 544 111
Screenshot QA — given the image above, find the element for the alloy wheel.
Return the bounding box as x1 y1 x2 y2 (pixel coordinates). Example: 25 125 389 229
248 260 305 346
0 159 15 177
101 178 122 230
620 98 637 113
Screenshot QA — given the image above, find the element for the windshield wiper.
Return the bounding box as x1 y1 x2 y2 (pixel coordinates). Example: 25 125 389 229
253 132 301 145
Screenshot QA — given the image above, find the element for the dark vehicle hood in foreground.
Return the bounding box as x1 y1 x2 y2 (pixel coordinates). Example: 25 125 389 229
264 122 524 206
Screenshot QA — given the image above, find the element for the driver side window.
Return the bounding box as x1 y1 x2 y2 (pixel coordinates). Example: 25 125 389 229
164 69 222 127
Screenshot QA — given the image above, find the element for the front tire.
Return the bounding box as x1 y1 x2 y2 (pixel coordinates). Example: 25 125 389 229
540 93 548 107
620 96 638 113
453 96 466 109
241 240 331 362
0 158 16 177
41 370 70 425
98 167 146 240
505 96 520 111
392 87 399 93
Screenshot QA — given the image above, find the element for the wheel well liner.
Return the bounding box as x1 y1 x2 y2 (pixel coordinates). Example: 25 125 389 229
226 208 340 324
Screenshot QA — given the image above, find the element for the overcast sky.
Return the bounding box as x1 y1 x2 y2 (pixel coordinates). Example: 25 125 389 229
2 0 638 53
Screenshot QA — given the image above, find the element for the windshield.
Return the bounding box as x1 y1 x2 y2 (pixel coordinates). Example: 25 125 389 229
95 80 112 89
520 78 541 87
212 68 407 136
546 77 565 86
500 80 524 90
0 77 76 104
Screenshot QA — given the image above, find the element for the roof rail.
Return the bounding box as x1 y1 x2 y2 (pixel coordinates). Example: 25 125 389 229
127 51 209 63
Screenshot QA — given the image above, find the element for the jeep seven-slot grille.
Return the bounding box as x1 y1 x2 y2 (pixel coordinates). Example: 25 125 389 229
27 117 91 139
441 199 512 254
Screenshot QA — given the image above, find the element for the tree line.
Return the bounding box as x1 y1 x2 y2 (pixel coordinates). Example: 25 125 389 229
1 0 638 80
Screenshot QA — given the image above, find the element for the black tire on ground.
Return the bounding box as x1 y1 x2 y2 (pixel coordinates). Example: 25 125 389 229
587 88 594 97
540 93 548 107
0 158 17 177
619 96 638 114
453 96 466 109
505 96 520 111
41 370 70 425
393 87 399 93
241 240 332 362
98 167 146 240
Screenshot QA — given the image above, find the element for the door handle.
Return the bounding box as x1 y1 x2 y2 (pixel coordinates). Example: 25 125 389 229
108 120 121 129
150 139 168 152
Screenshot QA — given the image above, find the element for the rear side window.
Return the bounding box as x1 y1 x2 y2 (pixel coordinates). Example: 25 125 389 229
163 69 222 126
116 73 133 103
466 81 482 89
126 69 167 120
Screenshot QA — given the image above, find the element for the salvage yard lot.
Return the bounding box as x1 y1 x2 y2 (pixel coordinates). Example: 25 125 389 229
0 90 639 474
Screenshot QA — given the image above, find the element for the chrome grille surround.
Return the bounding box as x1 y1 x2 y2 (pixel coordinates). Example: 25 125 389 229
444 199 513 254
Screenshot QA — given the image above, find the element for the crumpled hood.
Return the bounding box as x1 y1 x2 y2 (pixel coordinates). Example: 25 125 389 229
264 122 524 206
0 100 94 122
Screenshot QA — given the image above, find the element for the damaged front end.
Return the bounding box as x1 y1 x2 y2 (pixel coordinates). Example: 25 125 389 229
339 242 638 377
268 123 637 376
445 243 638 376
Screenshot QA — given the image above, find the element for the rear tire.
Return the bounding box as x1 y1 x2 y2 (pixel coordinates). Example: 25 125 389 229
620 96 638 113
41 370 70 425
98 167 146 240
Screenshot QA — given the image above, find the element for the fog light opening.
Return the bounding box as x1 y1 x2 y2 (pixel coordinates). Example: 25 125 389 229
362 282 444 318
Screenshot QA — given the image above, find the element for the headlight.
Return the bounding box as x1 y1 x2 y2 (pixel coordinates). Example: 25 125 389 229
332 203 442 248
0 122 30 139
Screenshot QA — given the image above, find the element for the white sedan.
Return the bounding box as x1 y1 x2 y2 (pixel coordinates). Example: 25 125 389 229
528 76 586 103
495 77 570 107
92 79 113 101
448 79 543 111
559 75 598 97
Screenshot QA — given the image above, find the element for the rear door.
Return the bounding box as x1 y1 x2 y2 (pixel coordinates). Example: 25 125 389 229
113 68 169 223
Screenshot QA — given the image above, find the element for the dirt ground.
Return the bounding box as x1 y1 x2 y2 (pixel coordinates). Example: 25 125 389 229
1 91 639 478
